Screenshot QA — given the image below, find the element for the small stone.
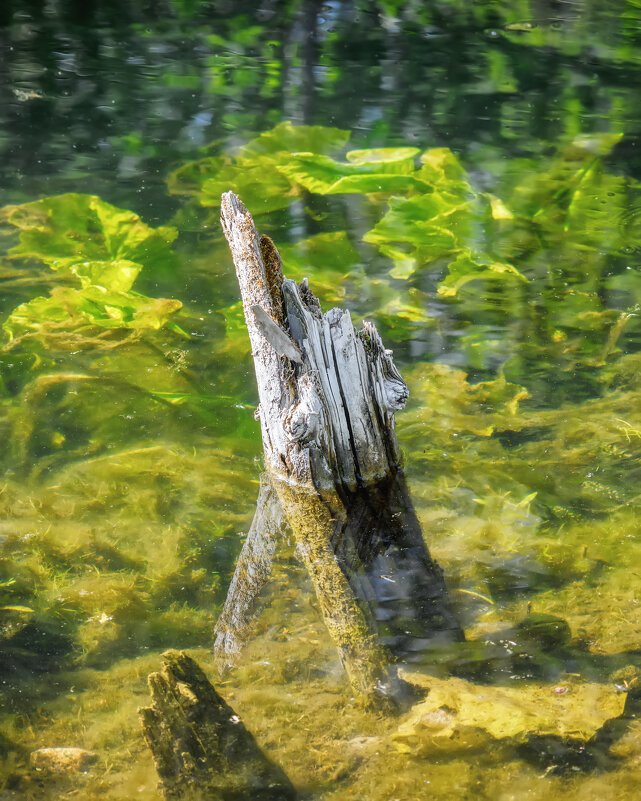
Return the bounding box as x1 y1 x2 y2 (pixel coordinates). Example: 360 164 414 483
30 747 97 774
346 735 380 751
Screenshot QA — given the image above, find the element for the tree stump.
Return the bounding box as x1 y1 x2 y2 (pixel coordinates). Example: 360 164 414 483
139 650 296 801
217 192 463 708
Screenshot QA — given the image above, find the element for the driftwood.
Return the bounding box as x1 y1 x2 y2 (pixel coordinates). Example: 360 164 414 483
139 650 296 801
216 193 462 707
219 196 405 491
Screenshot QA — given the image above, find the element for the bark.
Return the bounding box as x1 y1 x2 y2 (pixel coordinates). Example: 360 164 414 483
219 191 405 491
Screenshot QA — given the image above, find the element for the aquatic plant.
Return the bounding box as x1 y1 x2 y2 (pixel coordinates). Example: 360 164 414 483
0 194 183 350
1 118 641 800
168 124 640 396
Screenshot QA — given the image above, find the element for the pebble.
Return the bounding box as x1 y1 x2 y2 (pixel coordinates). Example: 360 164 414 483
30 747 97 774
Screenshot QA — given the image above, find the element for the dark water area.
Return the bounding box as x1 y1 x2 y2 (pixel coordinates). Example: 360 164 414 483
3 1 641 211
2 2 641 799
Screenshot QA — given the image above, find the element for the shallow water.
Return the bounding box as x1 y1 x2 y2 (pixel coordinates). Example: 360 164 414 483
2 1 641 799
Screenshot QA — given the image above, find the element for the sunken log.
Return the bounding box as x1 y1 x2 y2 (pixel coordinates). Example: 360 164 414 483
218 192 462 707
139 650 296 801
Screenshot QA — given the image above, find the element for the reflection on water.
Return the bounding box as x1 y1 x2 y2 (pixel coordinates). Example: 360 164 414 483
2 1 641 799
214 470 464 674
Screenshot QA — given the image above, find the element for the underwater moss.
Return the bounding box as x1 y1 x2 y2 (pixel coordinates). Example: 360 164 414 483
2 115 641 801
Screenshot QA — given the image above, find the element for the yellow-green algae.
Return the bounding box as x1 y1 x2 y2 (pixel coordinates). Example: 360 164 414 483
393 671 625 753
273 478 398 708
1 548 640 801
1 348 640 801
2 162 641 798
1 356 641 799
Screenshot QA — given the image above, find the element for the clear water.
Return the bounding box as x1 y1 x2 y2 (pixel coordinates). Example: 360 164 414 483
2 1 641 799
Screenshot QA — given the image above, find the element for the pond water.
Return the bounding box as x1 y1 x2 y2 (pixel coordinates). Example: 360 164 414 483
2 1 641 799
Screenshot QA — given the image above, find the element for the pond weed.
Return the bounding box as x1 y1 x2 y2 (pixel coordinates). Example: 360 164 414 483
2 120 641 799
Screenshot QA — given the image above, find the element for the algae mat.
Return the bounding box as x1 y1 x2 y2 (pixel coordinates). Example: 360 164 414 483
394 671 626 754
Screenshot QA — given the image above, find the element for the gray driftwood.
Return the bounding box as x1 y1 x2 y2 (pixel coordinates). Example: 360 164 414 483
219 193 405 490
218 192 462 708
139 650 296 801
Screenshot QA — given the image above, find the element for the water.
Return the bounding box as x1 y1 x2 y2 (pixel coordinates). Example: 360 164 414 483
2 1 641 798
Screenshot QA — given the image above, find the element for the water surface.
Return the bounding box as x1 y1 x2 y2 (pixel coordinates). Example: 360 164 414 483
2 2 641 799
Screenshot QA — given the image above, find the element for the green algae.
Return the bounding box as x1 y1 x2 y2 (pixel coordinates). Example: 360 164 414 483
2 360 639 799
0 442 257 677
2 125 641 801
1 365 637 801
393 671 625 753
2 494 641 801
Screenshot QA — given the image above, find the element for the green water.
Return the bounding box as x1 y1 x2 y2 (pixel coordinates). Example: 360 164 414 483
2 1 641 798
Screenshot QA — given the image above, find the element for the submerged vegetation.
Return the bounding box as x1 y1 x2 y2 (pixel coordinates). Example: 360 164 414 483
1 118 641 798
2 0 641 798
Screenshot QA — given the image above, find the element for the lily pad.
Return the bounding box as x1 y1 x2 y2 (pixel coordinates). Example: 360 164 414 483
0 194 183 344
438 252 526 297
167 122 351 212
4 287 182 341
277 148 428 195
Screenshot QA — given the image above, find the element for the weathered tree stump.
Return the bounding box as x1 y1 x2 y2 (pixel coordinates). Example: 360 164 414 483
139 650 296 801
216 192 463 708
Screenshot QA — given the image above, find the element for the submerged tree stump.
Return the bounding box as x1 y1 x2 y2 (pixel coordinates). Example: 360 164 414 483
217 192 463 708
139 650 296 801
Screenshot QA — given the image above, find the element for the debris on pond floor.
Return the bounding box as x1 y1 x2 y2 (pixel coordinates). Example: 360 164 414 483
393 670 627 757
140 650 297 801
30 747 97 774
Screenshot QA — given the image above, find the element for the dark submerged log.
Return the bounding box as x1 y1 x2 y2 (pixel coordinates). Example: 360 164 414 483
139 650 296 801
332 470 463 660
217 192 463 707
